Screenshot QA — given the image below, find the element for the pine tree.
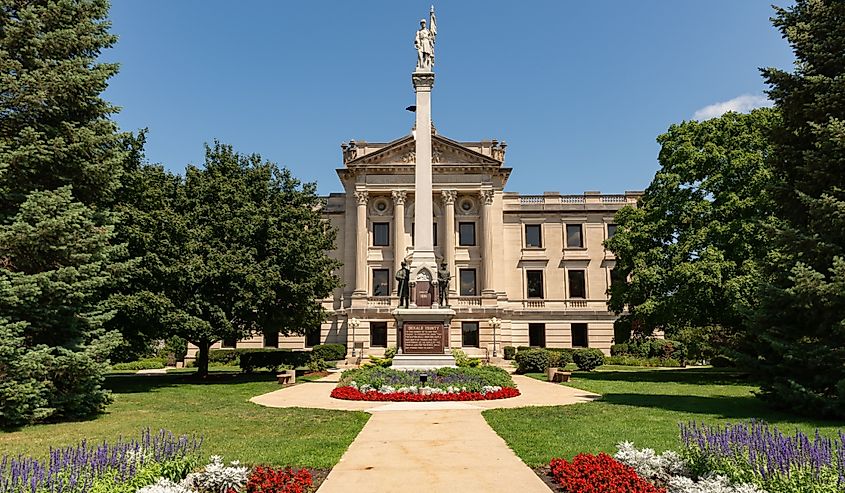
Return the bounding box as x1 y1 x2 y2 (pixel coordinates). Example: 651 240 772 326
0 0 130 426
753 0 845 417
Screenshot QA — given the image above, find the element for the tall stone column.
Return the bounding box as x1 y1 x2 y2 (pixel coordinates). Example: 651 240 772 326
409 71 438 284
392 190 407 294
353 190 369 296
480 189 495 294
441 190 457 292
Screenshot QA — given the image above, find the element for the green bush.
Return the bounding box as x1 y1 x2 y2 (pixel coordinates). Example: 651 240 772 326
503 346 516 360
605 355 684 367
307 358 328 372
111 358 166 371
338 365 515 392
364 356 393 368
157 336 188 363
239 349 311 373
573 348 605 371
208 349 239 365
710 355 736 367
612 338 686 361
384 346 398 359
310 343 346 362
610 343 629 356
514 349 551 374
452 348 482 367
547 348 575 365
516 346 531 353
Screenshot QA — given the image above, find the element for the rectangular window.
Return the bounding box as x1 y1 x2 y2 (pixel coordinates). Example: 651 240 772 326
263 330 279 348
566 224 584 248
609 267 623 288
525 224 542 248
462 321 479 347
607 224 617 239
305 327 320 347
459 269 477 296
571 323 588 348
373 222 390 246
529 323 546 348
411 222 439 246
370 322 387 348
372 269 390 296
568 270 586 298
459 222 476 246
222 336 237 348
527 270 544 298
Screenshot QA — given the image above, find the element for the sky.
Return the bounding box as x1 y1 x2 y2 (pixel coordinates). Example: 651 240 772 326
103 1 794 196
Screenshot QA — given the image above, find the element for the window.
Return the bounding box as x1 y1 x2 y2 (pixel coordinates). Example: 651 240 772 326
609 268 624 288
459 222 476 246
372 269 390 296
462 321 479 347
263 330 279 348
529 323 546 348
607 224 618 239
370 322 387 348
527 270 544 298
525 224 542 248
568 270 586 298
571 323 588 348
373 222 390 246
566 224 584 248
222 336 237 348
305 327 320 347
459 269 477 296
411 222 438 246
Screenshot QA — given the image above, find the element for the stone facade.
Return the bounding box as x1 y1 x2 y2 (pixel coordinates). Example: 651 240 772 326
198 131 640 359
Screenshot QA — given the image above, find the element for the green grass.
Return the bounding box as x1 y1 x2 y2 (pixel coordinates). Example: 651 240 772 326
0 373 369 469
484 367 844 467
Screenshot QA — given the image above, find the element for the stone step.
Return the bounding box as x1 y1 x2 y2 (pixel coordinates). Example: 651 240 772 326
391 354 457 370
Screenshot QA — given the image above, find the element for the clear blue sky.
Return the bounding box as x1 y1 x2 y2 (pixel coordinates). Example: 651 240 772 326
103 1 794 195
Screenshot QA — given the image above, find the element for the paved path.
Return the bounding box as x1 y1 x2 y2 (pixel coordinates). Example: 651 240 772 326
250 372 597 493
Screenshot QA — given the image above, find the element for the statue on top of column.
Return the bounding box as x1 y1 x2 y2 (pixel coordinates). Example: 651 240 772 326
415 6 437 72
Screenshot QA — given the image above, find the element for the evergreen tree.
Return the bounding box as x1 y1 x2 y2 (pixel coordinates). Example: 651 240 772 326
0 0 129 426
606 109 778 346
752 0 845 417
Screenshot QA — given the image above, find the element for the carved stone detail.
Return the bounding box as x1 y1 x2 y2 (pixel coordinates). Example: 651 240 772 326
341 141 358 163
491 140 507 162
480 189 495 206
354 190 369 206
392 190 408 206
412 72 435 89
441 190 457 205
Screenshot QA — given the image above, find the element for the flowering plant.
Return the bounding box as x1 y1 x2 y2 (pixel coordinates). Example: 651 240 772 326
330 385 519 402
182 456 249 493
549 452 666 493
245 466 313 493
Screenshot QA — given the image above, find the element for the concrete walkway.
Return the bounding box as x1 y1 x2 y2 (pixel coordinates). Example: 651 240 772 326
251 372 598 492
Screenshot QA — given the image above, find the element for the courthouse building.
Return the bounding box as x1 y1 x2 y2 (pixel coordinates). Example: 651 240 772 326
210 131 639 358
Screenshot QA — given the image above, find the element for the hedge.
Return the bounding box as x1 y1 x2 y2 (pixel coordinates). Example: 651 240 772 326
239 349 312 373
572 348 605 371
310 344 346 362
111 358 166 371
503 346 516 360
514 349 552 373
610 338 686 361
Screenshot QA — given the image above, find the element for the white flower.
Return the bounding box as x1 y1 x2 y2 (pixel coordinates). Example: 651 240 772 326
667 474 765 493
378 385 396 394
137 478 193 493
481 385 502 394
614 442 688 482
181 456 249 493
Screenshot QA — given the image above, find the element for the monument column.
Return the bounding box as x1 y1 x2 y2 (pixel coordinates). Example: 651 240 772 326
354 190 369 295
392 190 407 293
442 190 457 291
480 189 495 294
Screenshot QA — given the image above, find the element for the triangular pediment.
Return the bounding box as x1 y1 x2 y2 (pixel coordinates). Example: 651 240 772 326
348 134 502 166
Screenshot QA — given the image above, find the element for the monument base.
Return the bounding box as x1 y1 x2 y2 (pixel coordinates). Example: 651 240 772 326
391 307 456 369
391 354 457 370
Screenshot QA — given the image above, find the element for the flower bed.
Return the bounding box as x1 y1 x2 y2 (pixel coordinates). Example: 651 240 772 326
331 365 520 401
549 453 666 493
331 385 519 401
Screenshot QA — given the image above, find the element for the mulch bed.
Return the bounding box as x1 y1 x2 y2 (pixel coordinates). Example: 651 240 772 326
533 465 561 492
308 468 330 491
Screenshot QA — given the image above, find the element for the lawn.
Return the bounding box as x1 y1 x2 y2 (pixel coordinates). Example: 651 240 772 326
0 372 369 469
483 366 844 467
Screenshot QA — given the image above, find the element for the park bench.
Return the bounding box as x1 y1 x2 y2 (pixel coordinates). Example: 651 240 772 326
546 367 571 383
276 369 296 385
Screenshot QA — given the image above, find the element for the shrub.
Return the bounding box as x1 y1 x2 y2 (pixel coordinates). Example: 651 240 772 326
516 345 531 353
209 349 239 365
363 356 392 368
157 336 188 363
245 466 313 493
514 348 551 373
451 348 482 367
111 358 166 371
549 453 665 493
573 348 605 371
307 358 328 372
384 346 398 359
611 343 629 356
310 343 346 362
710 355 735 368
503 346 516 360
605 356 683 367
183 455 249 493
337 365 515 393
548 348 575 365
239 349 311 373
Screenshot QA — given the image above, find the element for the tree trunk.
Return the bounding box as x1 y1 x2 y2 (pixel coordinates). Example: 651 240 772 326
196 339 211 378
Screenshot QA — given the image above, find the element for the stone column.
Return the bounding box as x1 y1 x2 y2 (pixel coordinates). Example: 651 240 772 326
353 190 368 295
441 190 457 292
480 189 495 294
409 72 438 285
392 190 407 294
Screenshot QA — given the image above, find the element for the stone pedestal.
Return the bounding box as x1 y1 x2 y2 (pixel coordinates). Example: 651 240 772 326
391 307 456 369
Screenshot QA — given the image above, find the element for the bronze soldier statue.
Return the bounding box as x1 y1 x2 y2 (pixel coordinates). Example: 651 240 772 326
437 260 451 307
396 260 410 308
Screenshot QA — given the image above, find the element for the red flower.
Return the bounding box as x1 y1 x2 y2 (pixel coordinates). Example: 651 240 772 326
548 453 665 493
329 386 520 401
246 466 314 493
